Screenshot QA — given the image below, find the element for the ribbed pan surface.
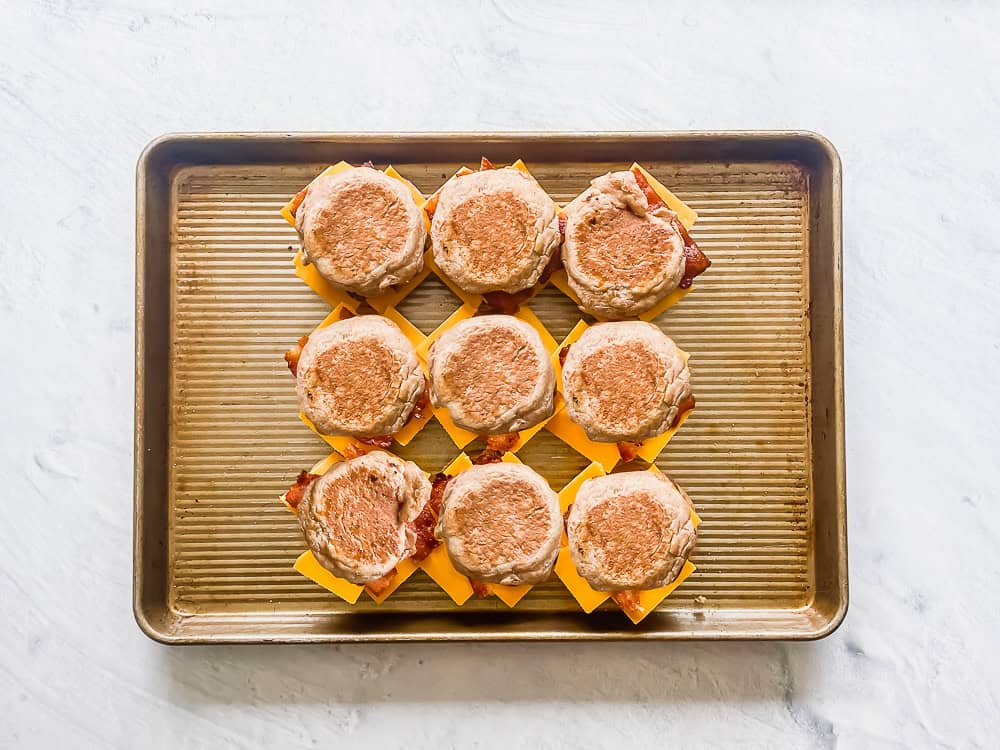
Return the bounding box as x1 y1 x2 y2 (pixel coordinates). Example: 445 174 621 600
168 161 812 618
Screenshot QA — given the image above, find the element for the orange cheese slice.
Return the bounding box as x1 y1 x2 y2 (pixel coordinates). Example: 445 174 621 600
423 252 484 309
419 304 558 451
286 452 428 605
630 163 697 231
280 451 344 512
637 286 693 322
415 303 478 361
484 582 534 608
646 463 702 527
556 460 606 546
367 260 434 314
554 548 610 613
293 551 365 605
510 158 560 214
380 304 428 351
280 160 353 226
548 269 581 308
631 406 693 464
545 394 621 472
556 464 702 622
293 250 361 312
419 544 474 606
514 305 559 354
365 558 420 605
621 560 697 624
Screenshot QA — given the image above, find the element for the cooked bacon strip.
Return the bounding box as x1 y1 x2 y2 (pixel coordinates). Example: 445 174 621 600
410 472 449 562
365 568 397 597
630 167 710 289
342 443 367 460
473 433 518 464
472 449 504 465
538 247 564 286
482 289 532 315
481 240 564 314
673 394 696 427
360 160 376 169
485 433 519 453
284 334 309 376
611 590 644 619
358 435 394 450
470 579 492 598
285 470 320 509
675 221 711 289
411 377 431 422
338 306 354 321
558 343 572 367
286 187 309 220
557 212 567 237
423 191 441 219
480 156 496 170
617 441 642 463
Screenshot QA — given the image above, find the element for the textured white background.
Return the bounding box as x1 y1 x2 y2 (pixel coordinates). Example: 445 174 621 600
2 1 998 748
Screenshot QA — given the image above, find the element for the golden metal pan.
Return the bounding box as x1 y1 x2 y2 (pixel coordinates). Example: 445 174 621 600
134 132 845 642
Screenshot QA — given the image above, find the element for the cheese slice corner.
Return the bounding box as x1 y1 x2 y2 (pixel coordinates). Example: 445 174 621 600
366 558 420 605
634 406 694 464
490 582 533 608
545 407 621 472
293 251 360 311
637 285 693 322
514 306 559 354
293 551 364 604
623 560 697 624
419 545 474 605
554 547 610 614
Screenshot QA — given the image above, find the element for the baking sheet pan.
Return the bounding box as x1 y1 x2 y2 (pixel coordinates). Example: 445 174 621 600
135 132 845 642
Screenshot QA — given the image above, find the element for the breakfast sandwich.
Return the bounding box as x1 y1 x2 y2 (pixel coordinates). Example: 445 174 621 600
417 452 555 607
549 321 695 467
281 162 429 308
437 461 561 587
427 314 556 438
285 309 431 449
428 158 560 307
556 467 699 623
559 165 711 320
284 451 431 603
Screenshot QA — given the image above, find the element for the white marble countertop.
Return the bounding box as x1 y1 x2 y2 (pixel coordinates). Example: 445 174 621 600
2 1 997 747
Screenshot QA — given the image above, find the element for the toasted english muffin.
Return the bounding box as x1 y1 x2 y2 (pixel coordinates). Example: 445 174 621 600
297 452 431 584
296 315 425 438
296 166 426 296
436 462 561 585
561 170 686 319
428 315 555 435
561 321 691 443
431 167 560 294
566 471 697 591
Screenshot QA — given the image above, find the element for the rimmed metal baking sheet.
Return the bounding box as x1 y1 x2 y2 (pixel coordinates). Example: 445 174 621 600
134 132 845 642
